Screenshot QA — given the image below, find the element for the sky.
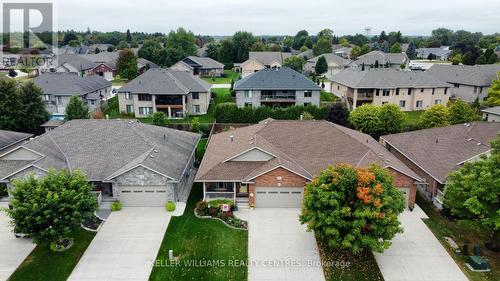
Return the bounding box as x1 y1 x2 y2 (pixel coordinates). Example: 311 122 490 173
53 0 499 36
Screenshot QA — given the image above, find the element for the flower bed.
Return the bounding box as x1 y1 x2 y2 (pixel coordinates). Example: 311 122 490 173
81 215 104 232
195 199 247 229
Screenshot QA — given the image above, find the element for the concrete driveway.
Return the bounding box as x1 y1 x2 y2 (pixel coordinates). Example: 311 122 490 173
68 207 170 281
0 207 36 281
374 205 468 281
248 209 325 281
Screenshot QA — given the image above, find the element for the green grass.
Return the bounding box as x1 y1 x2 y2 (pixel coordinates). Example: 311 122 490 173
149 183 248 281
404 110 424 128
202 70 240 84
196 138 208 160
317 241 384 281
9 228 96 281
416 194 499 281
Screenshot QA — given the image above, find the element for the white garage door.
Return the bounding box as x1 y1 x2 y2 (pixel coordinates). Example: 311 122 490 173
255 187 304 208
119 186 168 207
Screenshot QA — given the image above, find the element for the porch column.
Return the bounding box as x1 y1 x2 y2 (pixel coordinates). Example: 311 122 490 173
152 95 157 112
352 89 358 109
182 95 186 117
203 182 206 201
168 106 172 118
233 182 236 202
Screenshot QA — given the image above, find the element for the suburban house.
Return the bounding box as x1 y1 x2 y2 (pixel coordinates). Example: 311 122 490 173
170 56 225 77
482 106 500 122
118 68 212 118
296 49 314 60
235 52 292 78
33 72 112 117
0 119 200 207
416 48 453 60
330 69 451 110
350 50 409 70
332 44 353 59
303 53 352 76
196 119 422 208
0 130 32 155
380 122 500 209
82 52 159 79
426 64 500 102
234 67 321 108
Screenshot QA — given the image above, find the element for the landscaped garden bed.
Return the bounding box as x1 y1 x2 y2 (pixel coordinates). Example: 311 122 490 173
81 215 104 232
195 199 248 229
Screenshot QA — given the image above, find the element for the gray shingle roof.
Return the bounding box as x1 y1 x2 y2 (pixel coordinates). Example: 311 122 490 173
196 119 421 182
0 130 32 151
57 54 96 70
481 106 500 115
185 56 224 69
426 64 500 87
352 51 408 66
331 69 450 89
118 68 211 95
34 73 111 96
0 120 200 181
296 49 314 60
234 67 321 91
416 48 452 58
248 52 292 65
381 122 500 183
307 53 351 67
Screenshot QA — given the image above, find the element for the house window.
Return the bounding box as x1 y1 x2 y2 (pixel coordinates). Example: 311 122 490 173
479 87 483 94
399 100 406 108
376 89 380 96
139 107 153 115
44 94 50 101
420 88 424 93
90 100 95 105
434 99 442 104
192 92 199 99
473 86 478 94
57 96 63 103
193 105 200 113
444 88 448 95
244 102 253 108
416 100 423 108
382 90 390 96
432 88 435 95
304 90 312 98
138 94 152 101
244 90 252 98
396 88 400 95
408 88 412 95
126 105 134 113
337 85 340 90
125 92 132 100
454 83 460 88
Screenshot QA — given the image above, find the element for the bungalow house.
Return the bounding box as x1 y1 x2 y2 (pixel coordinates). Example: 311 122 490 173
196 119 422 208
0 119 199 207
82 52 159 79
303 53 352 76
234 67 321 108
380 122 500 209
34 72 112 117
416 48 452 60
482 106 500 122
0 130 32 155
118 68 212 118
332 44 353 59
236 52 292 78
331 69 450 111
426 64 500 103
350 50 409 70
171 56 225 77
296 49 314 60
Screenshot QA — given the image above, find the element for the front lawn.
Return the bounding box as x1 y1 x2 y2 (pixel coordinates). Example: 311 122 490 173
317 241 384 281
404 110 424 128
149 183 248 281
416 194 499 281
9 228 96 281
202 70 240 84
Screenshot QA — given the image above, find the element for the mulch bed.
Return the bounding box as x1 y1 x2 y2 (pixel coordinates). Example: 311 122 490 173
82 215 103 231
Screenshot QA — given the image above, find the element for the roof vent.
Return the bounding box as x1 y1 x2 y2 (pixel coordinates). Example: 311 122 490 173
467 138 472 141
436 139 439 144
150 155 155 158
477 142 482 146
154 149 158 153
229 135 234 142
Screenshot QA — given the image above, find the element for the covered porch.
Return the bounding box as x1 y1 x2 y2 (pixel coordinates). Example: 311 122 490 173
202 182 249 202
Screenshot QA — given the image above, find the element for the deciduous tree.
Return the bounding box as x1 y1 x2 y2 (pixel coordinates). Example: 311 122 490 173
315 56 328 75
419 104 450 128
116 48 138 80
65 96 89 120
283 56 305 72
447 98 479 124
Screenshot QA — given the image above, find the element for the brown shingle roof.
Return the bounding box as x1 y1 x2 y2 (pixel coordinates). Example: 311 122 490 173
381 122 500 183
196 119 421 182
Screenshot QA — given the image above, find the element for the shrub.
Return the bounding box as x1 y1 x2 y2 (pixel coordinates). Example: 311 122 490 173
214 103 328 123
218 212 234 221
191 117 201 133
207 199 235 209
152 111 168 126
208 207 218 217
165 201 176 212
0 184 8 197
195 200 209 216
111 201 123 211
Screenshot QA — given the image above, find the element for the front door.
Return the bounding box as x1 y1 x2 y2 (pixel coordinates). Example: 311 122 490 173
236 183 248 198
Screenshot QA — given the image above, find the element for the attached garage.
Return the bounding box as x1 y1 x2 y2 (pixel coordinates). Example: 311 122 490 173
255 187 304 208
118 186 170 207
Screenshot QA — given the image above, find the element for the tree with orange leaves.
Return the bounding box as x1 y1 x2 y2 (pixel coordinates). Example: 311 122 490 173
300 164 405 254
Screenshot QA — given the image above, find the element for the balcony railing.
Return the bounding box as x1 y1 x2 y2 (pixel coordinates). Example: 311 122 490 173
261 94 296 101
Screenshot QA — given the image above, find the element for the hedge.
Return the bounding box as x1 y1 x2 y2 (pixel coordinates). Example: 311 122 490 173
214 102 328 123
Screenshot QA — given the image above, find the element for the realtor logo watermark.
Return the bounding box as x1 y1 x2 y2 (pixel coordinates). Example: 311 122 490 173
1 1 56 68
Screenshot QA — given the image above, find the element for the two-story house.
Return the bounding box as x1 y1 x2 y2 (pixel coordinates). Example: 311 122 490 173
331 69 450 111
234 67 321 108
33 72 112 117
170 56 225 77
235 52 292 78
117 68 212 118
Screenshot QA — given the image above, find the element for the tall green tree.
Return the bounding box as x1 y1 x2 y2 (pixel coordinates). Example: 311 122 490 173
348 104 381 136
485 71 500 106
419 104 450 128
313 37 333 56
18 82 50 132
232 31 256 63
7 170 97 248
381 40 390 53
126 29 132 42
292 30 310 50
390 43 402 53
406 41 417 59
443 135 500 250
326 102 349 127
300 164 405 254
283 56 305 72
116 48 138 80
0 79 21 130
116 41 128 50
447 98 479 124
379 104 406 134
217 39 235 65
431 28 454 46
462 51 474 65
315 56 328 75
206 42 219 60
65 96 89 120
